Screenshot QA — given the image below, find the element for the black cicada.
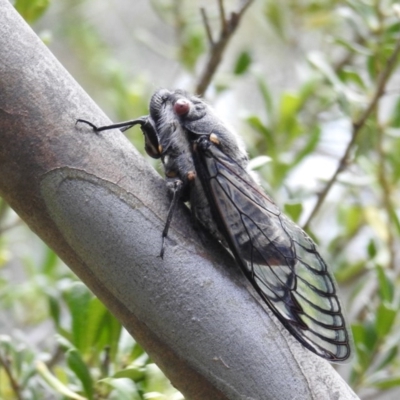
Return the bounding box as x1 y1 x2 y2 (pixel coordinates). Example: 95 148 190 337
77 89 352 362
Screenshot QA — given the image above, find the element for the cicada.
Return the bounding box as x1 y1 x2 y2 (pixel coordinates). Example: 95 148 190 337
77 89 352 362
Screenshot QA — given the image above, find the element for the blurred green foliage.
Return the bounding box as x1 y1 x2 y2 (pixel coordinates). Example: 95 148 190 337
2 0 400 398
0 245 181 399
14 0 50 23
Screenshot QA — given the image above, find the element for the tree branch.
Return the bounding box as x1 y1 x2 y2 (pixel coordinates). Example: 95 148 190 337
195 0 253 96
303 37 400 231
0 1 358 399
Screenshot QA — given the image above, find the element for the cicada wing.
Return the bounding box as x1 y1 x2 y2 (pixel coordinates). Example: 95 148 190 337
195 140 352 362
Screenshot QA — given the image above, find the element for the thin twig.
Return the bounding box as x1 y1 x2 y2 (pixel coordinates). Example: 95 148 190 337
303 37 400 231
218 0 227 33
200 8 214 45
0 352 23 400
195 0 254 96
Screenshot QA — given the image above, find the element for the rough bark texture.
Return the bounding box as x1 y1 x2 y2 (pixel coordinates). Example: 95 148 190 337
0 2 359 399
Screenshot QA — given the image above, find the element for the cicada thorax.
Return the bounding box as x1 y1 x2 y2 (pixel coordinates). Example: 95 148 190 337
153 123 193 205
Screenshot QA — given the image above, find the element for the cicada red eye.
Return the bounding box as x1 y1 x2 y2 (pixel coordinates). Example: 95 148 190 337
173 99 190 116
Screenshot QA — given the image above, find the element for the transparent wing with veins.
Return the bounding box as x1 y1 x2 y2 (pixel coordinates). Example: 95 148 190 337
195 138 352 362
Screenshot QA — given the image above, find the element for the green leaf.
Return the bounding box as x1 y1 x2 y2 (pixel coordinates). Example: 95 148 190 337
367 239 377 258
275 92 302 141
277 92 301 136
334 38 371 57
130 342 147 363
270 161 290 188
63 282 92 353
55 334 75 351
338 68 367 90
14 0 50 23
376 346 398 371
335 260 365 283
388 204 400 236
143 363 172 394
386 21 400 36
113 366 145 381
41 248 59 276
376 265 394 303
298 79 319 104
346 0 378 31
36 361 87 400
66 349 94 400
47 292 61 327
352 323 376 371
179 29 205 71
234 51 252 75
95 309 122 361
84 297 109 352
375 302 396 338
308 52 343 91
352 322 377 353
372 376 400 390
367 55 378 81
100 377 141 400
284 203 303 223
264 2 286 39
246 115 275 156
389 97 400 128
292 126 321 167
256 77 274 119
308 52 352 115
338 205 363 236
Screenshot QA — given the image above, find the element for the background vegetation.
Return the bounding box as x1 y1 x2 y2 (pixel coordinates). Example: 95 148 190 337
1 0 400 398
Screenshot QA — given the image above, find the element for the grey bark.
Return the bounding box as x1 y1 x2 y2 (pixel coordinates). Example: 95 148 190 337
0 1 358 399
